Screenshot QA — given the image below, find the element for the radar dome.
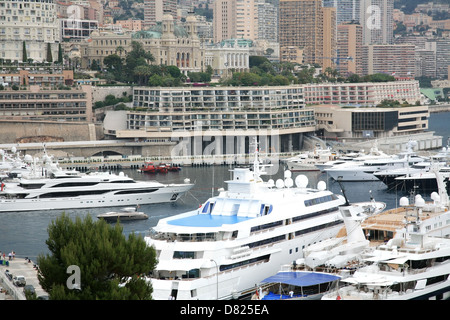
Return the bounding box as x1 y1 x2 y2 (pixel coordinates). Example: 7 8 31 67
284 170 292 179
276 179 285 189
285 177 293 188
415 196 425 207
399 197 409 207
295 175 308 188
431 192 439 202
317 181 326 191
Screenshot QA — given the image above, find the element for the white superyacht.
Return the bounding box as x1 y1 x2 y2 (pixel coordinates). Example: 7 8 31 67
144 147 347 300
321 171 450 300
0 159 193 212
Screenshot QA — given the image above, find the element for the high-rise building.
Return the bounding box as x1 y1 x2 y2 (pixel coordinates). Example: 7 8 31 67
236 0 258 41
436 39 450 80
362 44 415 78
143 0 177 29
337 23 363 76
360 0 394 45
213 0 261 43
279 0 323 65
213 0 236 42
322 7 336 70
323 0 360 24
0 0 60 62
257 0 278 42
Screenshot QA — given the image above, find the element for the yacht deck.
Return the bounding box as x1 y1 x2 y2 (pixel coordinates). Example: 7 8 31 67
167 213 254 227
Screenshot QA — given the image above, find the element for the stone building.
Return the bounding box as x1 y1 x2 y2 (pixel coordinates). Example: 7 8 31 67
79 13 204 74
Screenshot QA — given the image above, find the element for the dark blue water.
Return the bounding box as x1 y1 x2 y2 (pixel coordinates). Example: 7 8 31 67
0 112 448 261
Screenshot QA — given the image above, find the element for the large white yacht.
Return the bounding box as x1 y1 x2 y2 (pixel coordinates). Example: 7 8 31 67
321 171 450 300
144 147 348 300
0 170 194 212
285 147 338 172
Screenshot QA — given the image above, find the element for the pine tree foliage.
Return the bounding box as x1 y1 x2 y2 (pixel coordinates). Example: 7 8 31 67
37 213 157 300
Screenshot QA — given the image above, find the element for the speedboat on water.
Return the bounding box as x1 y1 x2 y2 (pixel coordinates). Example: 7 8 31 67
144 146 348 300
97 206 149 222
0 170 193 212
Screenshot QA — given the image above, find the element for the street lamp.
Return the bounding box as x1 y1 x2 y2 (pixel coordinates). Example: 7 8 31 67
210 259 219 300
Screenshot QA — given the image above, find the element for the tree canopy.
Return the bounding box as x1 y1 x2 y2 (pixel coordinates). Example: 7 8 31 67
37 213 157 300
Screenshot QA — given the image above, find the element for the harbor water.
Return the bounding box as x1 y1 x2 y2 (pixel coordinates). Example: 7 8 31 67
0 112 448 263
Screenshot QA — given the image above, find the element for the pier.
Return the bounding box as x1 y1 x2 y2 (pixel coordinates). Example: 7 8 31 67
0 257 47 300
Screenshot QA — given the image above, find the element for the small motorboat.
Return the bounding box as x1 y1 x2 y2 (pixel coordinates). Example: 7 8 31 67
97 207 149 222
142 162 156 173
156 163 168 173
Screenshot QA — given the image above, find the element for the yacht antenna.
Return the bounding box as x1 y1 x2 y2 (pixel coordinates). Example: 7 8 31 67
337 179 350 206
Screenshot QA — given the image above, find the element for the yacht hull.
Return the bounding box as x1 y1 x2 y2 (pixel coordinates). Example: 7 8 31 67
0 184 192 212
149 224 343 300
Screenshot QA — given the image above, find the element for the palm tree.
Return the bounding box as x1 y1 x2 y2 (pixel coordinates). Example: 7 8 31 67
115 46 125 57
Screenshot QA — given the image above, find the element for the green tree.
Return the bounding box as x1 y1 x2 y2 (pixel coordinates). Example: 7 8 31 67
37 213 157 300
46 43 53 63
22 41 27 63
57 43 63 64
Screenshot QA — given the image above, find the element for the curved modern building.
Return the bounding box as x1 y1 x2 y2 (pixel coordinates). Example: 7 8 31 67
0 0 60 62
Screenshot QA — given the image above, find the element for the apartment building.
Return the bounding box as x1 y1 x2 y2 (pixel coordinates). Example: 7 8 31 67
0 69 73 87
322 7 337 70
256 0 278 42
0 0 60 62
323 0 360 24
303 80 421 106
120 85 315 152
362 44 416 78
337 23 363 76
143 0 177 29
360 0 394 45
213 0 236 43
0 84 93 122
279 0 323 65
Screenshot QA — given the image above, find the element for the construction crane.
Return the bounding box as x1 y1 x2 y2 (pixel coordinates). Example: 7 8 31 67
315 55 353 66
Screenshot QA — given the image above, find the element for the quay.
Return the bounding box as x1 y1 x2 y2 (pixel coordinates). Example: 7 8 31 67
0 257 47 300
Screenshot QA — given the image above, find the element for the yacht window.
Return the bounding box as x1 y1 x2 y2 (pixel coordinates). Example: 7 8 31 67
19 183 45 189
50 182 99 188
259 204 273 216
202 201 210 213
114 189 158 195
173 251 195 259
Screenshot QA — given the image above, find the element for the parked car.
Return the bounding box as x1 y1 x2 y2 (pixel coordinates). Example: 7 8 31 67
5 269 12 281
13 275 26 287
23 285 35 296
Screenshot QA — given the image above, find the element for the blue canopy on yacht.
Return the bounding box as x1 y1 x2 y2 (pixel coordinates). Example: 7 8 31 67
261 272 340 287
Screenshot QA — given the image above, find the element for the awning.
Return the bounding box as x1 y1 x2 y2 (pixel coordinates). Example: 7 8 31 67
261 272 341 287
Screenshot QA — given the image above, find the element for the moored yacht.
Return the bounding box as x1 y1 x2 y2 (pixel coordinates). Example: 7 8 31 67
321 170 450 300
0 171 193 212
285 147 338 172
144 146 348 300
254 195 386 300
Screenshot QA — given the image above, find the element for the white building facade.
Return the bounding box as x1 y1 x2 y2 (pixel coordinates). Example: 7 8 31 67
0 0 60 62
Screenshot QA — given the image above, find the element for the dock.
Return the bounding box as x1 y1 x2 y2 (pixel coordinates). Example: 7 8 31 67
0 257 47 300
